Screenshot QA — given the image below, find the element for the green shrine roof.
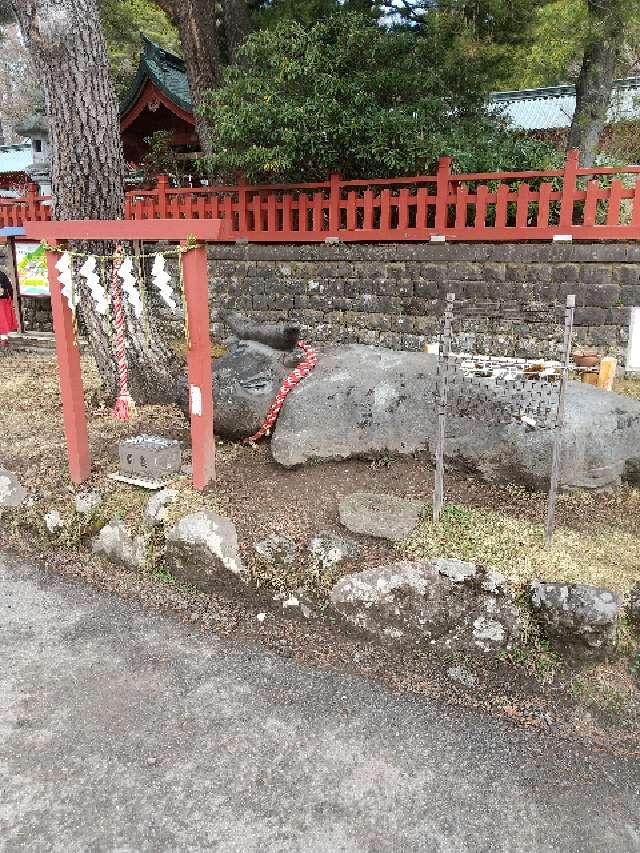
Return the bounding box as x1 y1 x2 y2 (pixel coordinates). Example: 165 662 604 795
120 37 193 117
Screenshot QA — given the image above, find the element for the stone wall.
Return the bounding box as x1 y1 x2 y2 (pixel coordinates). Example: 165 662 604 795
208 242 640 363
4 241 640 363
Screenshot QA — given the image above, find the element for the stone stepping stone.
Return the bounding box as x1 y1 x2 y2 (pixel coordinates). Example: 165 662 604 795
338 492 426 541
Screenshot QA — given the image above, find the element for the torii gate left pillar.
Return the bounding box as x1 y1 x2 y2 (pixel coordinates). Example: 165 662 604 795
24 219 224 492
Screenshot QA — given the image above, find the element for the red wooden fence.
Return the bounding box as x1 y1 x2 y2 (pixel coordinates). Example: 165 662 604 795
6 149 640 241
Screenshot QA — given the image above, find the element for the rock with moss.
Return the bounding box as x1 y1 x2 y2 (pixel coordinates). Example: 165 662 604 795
329 558 521 652
144 489 178 527
43 509 64 534
92 519 145 570
338 492 426 541
75 490 102 517
251 534 302 591
307 532 359 569
529 581 622 661
165 511 247 594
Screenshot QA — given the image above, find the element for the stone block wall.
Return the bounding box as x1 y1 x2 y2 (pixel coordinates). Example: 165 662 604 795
207 242 640 363
3 241 640 363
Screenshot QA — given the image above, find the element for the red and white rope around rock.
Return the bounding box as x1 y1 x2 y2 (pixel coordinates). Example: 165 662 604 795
245 340 317 443
111 244 135 420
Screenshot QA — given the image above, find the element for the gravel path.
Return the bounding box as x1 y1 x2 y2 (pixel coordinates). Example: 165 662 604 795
2 553 639 853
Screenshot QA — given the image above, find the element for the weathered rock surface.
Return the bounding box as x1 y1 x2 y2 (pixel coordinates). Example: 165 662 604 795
339 492 426 541
43 510 64 534
178 340 303 440
269 345 640 490
75 491 102 517
222 310 300 351
165 511 247 593
144 489 178 527
529 581 622 661
329 558 521 652
307 532 359 568
0 468 26 508
253 534 299 568
92 520 145 570
447 665 480 689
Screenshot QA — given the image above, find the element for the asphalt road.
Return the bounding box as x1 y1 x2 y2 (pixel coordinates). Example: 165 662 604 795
1 554 639 853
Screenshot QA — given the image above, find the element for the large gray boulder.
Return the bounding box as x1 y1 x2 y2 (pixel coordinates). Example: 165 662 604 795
529 581 622 661
178 340 302 440
270 345 640 490
165 511 247 594
329 558 521 652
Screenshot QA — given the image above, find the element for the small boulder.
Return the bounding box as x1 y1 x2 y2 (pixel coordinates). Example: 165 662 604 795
447 665 480 689
92 519 145 570
75 490 102 517
165 511 247 594
251 534 302 591
253 534 299 567
529 581 622 661
307 532 359 569
0 468 27 508
329 558 520 652
43 510 64 534
144 488 178 527
338 492 426 541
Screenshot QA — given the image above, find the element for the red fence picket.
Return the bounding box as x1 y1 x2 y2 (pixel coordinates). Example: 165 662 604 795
5 150 640 240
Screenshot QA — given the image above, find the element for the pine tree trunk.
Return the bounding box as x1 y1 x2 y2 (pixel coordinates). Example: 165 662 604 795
156 0 221 155
223 0 249 64
567 0 624 168
12 0 183 405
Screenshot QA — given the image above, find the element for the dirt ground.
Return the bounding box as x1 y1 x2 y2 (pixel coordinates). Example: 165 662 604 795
1 351 639 754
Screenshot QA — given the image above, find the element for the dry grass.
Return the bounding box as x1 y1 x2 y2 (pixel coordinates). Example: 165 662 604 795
402 503 640 594
614 376 640 401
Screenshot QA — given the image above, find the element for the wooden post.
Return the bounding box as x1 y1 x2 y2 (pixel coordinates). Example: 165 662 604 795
433 292 455 523
434 156 452 234
237 174 248 236
156 174 169 219
597 356 617 391
6 236 23 334
545 294 575 546
181 241 216 491
329 172 341 235
46 243 91 485
559 149 579 231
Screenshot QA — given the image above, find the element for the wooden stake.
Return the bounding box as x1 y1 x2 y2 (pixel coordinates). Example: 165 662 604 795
6 236 23 334
545 294 575 546
597 356 617 391
433 292 455 523
46 244 91 485
181 242 216 491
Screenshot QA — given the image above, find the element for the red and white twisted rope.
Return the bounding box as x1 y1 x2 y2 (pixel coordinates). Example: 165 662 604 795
111 244 134 420
245 340 317 443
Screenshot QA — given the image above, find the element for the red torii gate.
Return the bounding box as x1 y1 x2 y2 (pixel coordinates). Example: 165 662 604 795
23 219 223 492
